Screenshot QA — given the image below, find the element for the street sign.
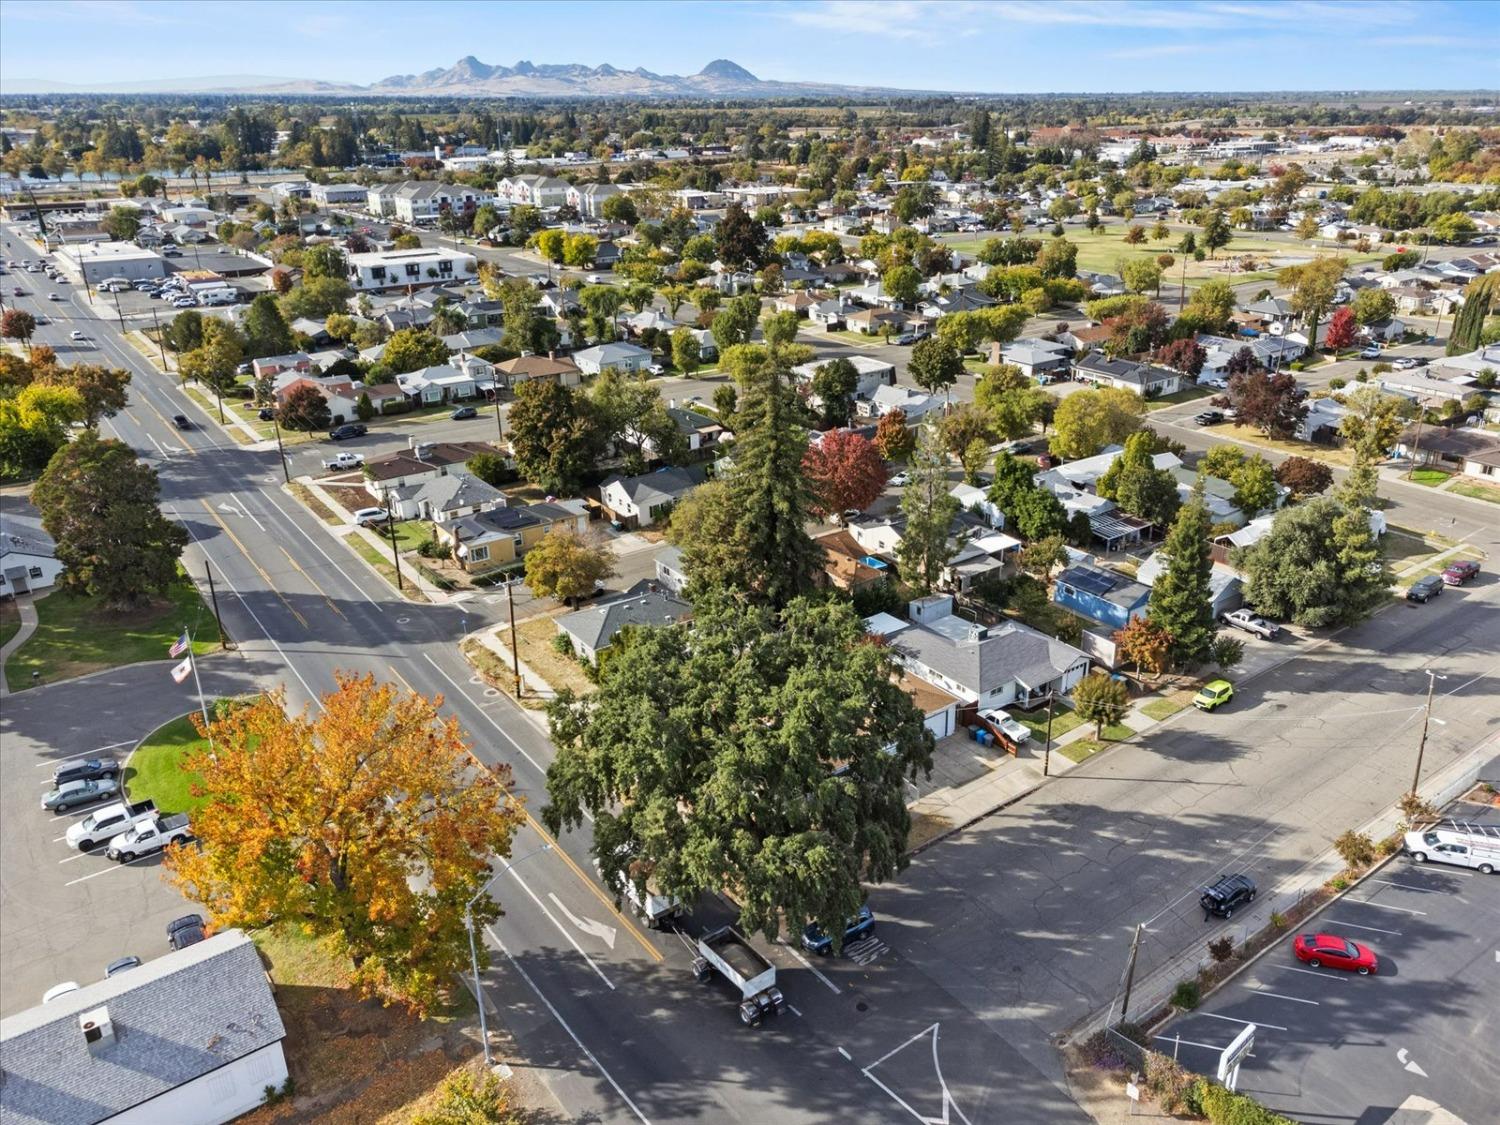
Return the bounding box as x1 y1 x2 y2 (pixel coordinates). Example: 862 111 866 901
1217 1023 1256 1091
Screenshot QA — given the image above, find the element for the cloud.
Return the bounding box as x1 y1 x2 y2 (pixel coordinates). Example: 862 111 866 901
5 0 182 24
1107 43 1202 59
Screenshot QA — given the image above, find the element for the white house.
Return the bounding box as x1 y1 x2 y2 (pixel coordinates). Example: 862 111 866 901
0 931 287 1125
993 337 1074 382
950 482 1005 529
566 182 626 218
573 341 653 376
310 181 370 207
1073 351 1183 397
792 354 897 401
390 181 495 224
496 174 570 209
556 586 692 664
599 468 697 528
0 507 62 597
866 383 943 421
345 247 478 292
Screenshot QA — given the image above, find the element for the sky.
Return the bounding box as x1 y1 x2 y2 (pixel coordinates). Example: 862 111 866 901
1 0 1497 93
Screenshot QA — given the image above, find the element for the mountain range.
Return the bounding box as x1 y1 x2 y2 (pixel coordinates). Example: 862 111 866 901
0 57 934 98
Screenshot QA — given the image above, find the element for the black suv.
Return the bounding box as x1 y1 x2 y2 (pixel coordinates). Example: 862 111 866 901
1406 574 1444 603
329 423 367 441
52 757 120 785
1200 874 1256 920
167 913 206 950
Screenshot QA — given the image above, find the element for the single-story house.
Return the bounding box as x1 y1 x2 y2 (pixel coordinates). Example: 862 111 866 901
363 440 503 491
0 506 63 598
662 406 727 455
441 328 506 352
942 530 1022 593
574 341 653 376
950 482 1005 529
1036 447 1182 495
599 467 698 528
496 353 583 388
867 594 1091 715
991 338 1073 382
654 544 688 595
1394 424 1500 478
0 930 287 1125
774 290 822 317
383 472 508 522
792 354 898 401
1052 563 1152 632
1379 372 1475 405
251 352 312 380
556 583 692 664
1137 551 1243 619
865 383 943 421
1073 351 1183 397
846 512 907 558
1361 316 1407 344
435 499 590 570
845 306 908 335
274 376 361 422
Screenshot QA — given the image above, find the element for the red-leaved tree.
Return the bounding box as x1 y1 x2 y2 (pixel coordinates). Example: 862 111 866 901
802 429 887 523
1153 338 1207 379
1324 306 1357 352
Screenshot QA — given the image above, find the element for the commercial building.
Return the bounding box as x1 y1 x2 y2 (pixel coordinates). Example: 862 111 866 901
54 241 167 287
345 246 478 292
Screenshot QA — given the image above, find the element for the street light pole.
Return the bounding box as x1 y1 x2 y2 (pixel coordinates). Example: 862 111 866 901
466 842 552 1069
1410 669 1446 795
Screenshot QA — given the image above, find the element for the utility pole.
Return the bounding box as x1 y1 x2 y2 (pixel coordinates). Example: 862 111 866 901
1405 413 1424 480
204 561 228 649
381 485 404 592
1119 922 1145 1023
149 303 169 372
1411 669 1445 795
271 413 290 483
506 578 522 698
1043 691 1057 777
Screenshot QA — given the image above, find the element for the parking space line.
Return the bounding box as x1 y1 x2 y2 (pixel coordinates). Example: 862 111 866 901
33 740 133 767
1201 1012 1288 1031
1351 899 1427 916
1154 1035 1251 1054
1326 919 1402 936
63 855 158 886
1371 878 1446 893
1281 967 1344 982
1248 984 1320 1004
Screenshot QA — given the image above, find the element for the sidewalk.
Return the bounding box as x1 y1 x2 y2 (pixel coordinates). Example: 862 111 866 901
296 477 453 603
0 592 43 696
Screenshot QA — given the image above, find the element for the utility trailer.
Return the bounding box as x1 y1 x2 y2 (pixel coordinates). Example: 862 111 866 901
692 926 785 1027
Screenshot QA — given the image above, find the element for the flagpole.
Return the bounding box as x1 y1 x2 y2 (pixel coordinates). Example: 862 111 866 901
185 632 214 755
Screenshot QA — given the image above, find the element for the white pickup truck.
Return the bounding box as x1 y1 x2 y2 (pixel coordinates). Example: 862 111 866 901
322 451 364 472
692 926 785 1026
599 849 684 929
106 813 193 861
66 800 157 851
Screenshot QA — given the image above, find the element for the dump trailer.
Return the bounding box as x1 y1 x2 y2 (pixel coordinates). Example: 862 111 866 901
692 926 785 1026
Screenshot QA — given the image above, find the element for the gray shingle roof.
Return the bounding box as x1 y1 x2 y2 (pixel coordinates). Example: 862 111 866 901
893 618 1088 696
0 931 285 1125
557 588 691 653
604 467 698 510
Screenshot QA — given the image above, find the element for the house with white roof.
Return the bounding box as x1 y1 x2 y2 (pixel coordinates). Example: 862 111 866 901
0 505 62 597
864 383 943 421
573 341 653 376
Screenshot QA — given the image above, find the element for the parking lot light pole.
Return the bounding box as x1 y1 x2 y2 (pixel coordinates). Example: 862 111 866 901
467 842 552 1069
1410 669 1447 796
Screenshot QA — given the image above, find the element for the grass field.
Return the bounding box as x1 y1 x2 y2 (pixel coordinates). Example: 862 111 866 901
0 600 20 653
4 571 215 691
1409 468 1453 487
1141 692 1194 722
1448 479 1500 504
124 712 212 816
1012 703 1085 742
1145 386 1213 411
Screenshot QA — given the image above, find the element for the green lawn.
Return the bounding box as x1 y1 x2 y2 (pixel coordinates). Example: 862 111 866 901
4 570 216 691
1145 386 1212 411
1409 469 1453 487
1058 738 1106 764
1449 479 1500 505
1012 703 1085 742
124 713 212 815
1141 694 1191 722
0 601 20 653
389 520 431 552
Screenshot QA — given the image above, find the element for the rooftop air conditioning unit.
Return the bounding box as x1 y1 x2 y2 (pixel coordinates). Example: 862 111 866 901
80 1006 115 1052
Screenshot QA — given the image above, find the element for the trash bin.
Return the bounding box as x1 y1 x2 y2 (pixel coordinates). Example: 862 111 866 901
977 729 994 748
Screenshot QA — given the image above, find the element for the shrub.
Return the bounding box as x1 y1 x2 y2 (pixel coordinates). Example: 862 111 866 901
1170 979 1200 1010
1200 1081 1299 1124
552 633 575 658
1333 829 1376 870
381 398 413 415
1328 377 1346 390
1143 1051 1194 1114
1397 791 1438 826
1269 911 1288 930
1329 875 1349 891
1079 1029 1128 1070
1208 935 1235 963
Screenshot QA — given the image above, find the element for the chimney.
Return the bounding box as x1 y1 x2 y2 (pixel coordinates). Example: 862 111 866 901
81 1006 115 1054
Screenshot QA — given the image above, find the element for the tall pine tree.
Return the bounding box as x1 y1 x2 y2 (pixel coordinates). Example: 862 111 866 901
1147 476 1217 667
897 423 960 594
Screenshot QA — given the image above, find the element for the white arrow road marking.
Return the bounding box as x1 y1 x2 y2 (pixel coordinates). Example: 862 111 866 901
862 1023 974 1125
218 502 241 516
1397 1048 1428 1077
547 892 617 949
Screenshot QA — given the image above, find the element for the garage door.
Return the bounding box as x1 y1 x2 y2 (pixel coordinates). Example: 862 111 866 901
924 706 955 741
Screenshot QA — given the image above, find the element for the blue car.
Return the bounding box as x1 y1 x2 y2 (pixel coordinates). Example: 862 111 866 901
801 905 875 955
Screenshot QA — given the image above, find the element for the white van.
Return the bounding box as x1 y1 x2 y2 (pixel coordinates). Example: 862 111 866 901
1404 829 1500 874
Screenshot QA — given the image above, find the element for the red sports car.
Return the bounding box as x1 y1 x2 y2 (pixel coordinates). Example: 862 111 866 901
1293 932 1378 975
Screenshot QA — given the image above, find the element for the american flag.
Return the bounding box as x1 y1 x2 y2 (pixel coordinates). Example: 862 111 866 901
169 630 190 658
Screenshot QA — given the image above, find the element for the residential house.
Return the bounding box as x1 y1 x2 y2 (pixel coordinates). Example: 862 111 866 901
1058 323 1112 352
310 181 370 208
496 353 583 389
774 290 822 317
791 354 897 401
362 439 503 502
0 505 62 598
662 405 727 455
1052 563 1152 631
654 544 688 595
275 376 361 422
346 247 478 292
866 594 1091 722
556 583 693 664
599 467 698 528
0 931 287 1125
1035 447 1183 495
814 528 892 593
1137 551 1243 619
1077 270 1126 297
1362 316 1408 344
1240 296 1298 330
1379 371 1476 405
1394 424 1500 479
566 182 625 218
574 341 653 376
1297 396 1349 444
251 352 312 381
845 306 908 336
950 482 1005 529
289 317 334 347
1073 350 1183 397
384 472 507 522
496 174 570 209
1167 466 1286 529
537 288 582 318
390 181 494 224
846 512 907 558
991 338 1073 382
396 362 486 405
865 383 943 421
943 530 1023 593
435 500 589 570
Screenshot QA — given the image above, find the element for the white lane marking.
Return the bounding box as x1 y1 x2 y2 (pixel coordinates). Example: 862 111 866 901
1325 919 1402 936
149 434 171 459
257 488 383 609
230 492 267 532
861 1023 973 1125
546 892 617 950
778 939 841 995
1371 879 1443 893
1282 967 1345 982
169 504 325 710
1352 900 1427 916
1201 1012 1288 1032
1247 987 1320 1005
1141 824 1282 929
420 654 546 775
63 853 159 886
838 1046 852 1060
483 924 651 1125
33 740 134 767
505 866 614 990
1398 1048 1428 1078
787 1003 803 1017
1155 1034 1256 1055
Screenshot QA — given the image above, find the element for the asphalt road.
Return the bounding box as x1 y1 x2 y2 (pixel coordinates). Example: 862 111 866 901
1159 838 1500 1124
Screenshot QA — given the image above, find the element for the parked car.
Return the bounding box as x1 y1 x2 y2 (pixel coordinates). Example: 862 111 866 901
977 708 1032 747
1194 410 1224 426
888 470 910 487
105 956 142 977
65 799 157 851
1360 345 1382 360
801 905 876 955
47 292 61 301
172 414 192 430
647 363 665 376
171 296 196 308
322 451 364 471
1200 873 1256 920
1193 679 1234 711
1293 932 1378 975
352 506 389 527
166 913 206 950
69 330 85 341
42 982 81 1004
1441 560 1480 586
1221 608 1280 639
449 405 478 420
1406 574 1444 603
52 757 120 786
329 423 367 440
161 247 183 257
1392 357 1419 370
41 777 120 812
258 407 276 421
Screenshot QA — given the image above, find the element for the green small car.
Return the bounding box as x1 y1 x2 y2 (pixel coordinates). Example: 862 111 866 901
1193 679 1234 711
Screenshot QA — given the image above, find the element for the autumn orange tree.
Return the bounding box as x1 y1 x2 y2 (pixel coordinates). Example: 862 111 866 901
1113 616 1173 677
166 673 523 1014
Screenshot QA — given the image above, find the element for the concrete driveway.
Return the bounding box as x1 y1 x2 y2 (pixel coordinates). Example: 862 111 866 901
0 655 272 1017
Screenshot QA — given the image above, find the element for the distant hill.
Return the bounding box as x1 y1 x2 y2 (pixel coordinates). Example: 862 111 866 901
0 57 936 98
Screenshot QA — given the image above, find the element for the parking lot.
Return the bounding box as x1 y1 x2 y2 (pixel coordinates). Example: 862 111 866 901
1158 828 1500 1124
0 660 263 1017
